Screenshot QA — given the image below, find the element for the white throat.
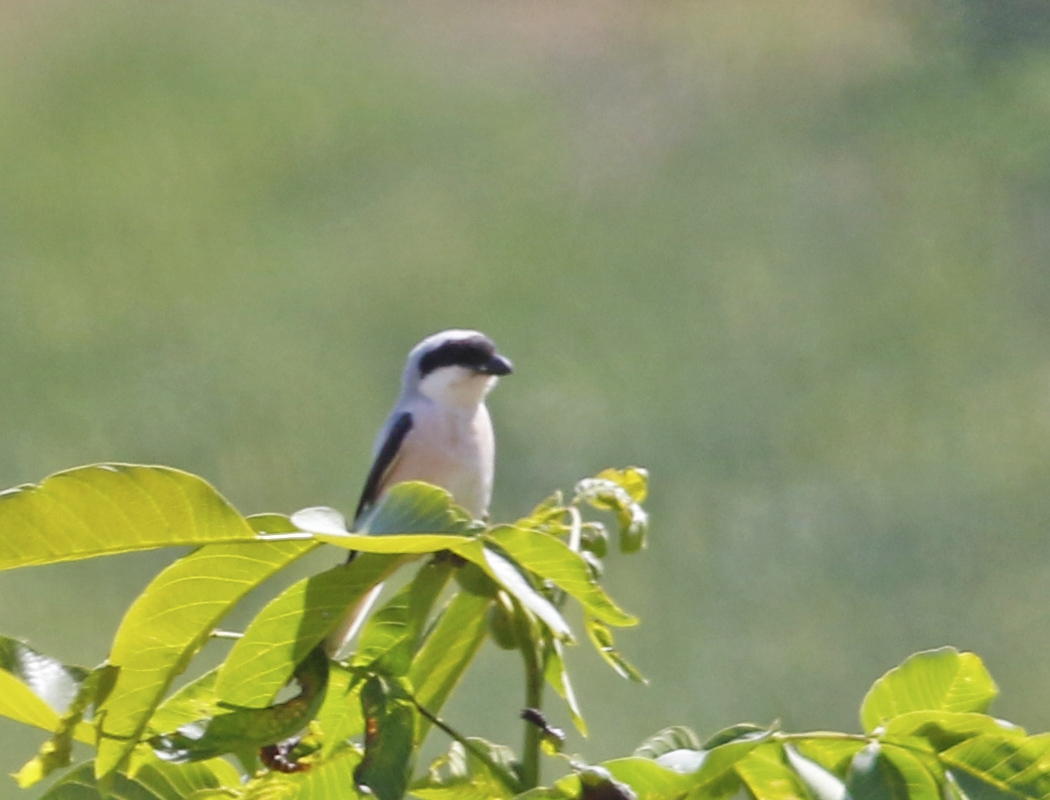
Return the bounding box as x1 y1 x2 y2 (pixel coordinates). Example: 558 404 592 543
416 365 498 409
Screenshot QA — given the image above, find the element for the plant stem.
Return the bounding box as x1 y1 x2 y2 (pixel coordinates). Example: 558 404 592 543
519 622 545 789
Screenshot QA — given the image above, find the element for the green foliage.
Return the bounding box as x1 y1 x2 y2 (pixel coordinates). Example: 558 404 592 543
2 463 1050 800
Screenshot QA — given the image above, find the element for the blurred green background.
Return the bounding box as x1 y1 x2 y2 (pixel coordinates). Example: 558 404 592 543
4 0 1050 793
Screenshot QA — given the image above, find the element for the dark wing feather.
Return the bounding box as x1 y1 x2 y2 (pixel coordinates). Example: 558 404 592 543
354 411 414 523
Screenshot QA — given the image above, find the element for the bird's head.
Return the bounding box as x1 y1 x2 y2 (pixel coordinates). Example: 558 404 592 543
403 329 513 408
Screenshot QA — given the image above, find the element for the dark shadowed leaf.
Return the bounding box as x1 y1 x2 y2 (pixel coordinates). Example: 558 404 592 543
150 647 328 765
355 676 416 800
845 743 908 800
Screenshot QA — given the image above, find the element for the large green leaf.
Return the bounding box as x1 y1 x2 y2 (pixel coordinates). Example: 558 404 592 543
474 545 572 641
860 648 998 733
882 711 1025 751
941 733 1050 800
214 553 403 708
95 538 314 778
485 525 637 627
409 589 492 742
353 557 455 676
38 759 240 800
151 647 329 765
0 464 261 569
880 744 942 800
735 742 814 800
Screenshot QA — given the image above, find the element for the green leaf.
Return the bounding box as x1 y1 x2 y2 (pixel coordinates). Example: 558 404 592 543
595 468 649 504
214 553 403 708
314 662 365 757
470 545 572 641
543 635 587 736
844 743 908 800
735 742 815 800
556 758 695 800
574 474 648 554
409 589 492 743
789 739 864 779
880 744 942 800
38 759 239 800
633 727 702 760
882 711 1024 751
0 636 93 740
15 664 116 787
585 618 647 683
486 526 637 627
150 647 328 765
355 676 416 800
354 557 455 676
860 648 998 733
941 733 1050 800
0 464 263 569
783 744 848 800
412 738 520 800
95 538 314 779
148 670 222 738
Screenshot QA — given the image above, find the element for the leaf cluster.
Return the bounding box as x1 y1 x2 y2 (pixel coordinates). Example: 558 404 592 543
2 465 1048 800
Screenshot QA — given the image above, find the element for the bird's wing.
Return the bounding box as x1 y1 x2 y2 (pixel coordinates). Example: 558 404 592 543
354 410 414 523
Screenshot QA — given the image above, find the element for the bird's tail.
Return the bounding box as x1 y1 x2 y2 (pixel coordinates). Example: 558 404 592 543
323 582 385 658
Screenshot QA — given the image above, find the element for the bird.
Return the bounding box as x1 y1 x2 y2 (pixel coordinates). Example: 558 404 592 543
324 329 513 655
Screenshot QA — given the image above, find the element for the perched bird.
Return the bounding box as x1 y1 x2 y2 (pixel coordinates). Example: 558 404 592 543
325 329 512 655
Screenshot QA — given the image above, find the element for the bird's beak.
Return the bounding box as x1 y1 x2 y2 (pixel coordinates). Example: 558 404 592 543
480 354 513 376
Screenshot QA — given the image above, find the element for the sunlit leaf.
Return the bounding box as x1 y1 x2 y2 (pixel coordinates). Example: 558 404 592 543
411 738 520 800
574 475 648 554
633 727 702 760
314 662 365 757
214 553 403 708
0 464 262 569
735 742 813 800
477 546 572 641
95 538 313 779
486 526 637 627
941 733 1050 800
860 648 998 733
585 618 647 683
543 635 587 735
355 482 474 535
38 759 239 800
784 745 848 800
15 664 115 787
595 468 649 504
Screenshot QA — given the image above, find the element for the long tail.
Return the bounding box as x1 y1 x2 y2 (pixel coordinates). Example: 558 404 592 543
323 582 385 658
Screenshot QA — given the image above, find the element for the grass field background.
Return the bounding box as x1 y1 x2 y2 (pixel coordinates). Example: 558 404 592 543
3 0 1050 794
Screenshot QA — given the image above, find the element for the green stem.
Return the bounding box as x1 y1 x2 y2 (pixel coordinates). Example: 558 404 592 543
519 618 545 789
409 695 523 795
